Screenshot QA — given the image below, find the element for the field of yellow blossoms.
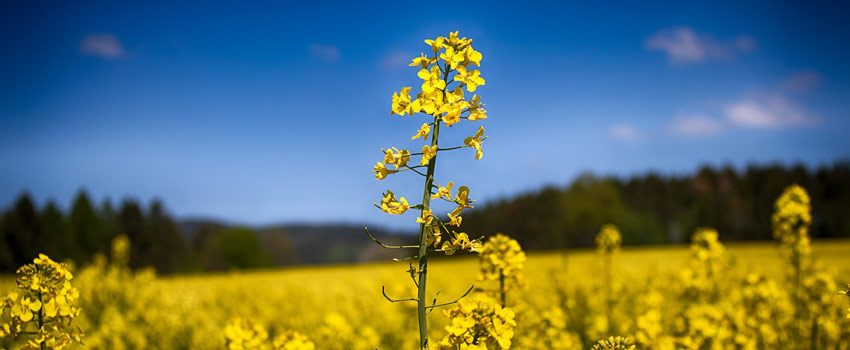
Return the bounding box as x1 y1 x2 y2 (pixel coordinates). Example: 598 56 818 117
0 233 847 350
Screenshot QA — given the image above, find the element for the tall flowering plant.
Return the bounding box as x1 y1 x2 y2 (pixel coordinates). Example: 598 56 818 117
0 254 83 350
367 31 489 349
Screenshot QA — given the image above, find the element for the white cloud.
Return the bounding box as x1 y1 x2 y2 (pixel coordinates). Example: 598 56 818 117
781 70 821 93
380 52 410 70
79 33 125 59
645 27 756 64
724 94 818 128
668 115 724 136
308 44 340 62
610 125 641 140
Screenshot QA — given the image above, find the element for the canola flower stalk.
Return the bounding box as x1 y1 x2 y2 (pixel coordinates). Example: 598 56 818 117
595 223 621 335
369 31 488 349
0 254 83 350
772 184 812 347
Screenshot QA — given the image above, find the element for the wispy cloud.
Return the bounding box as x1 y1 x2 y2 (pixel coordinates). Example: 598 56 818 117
610 125 642 140
724 94 819 128
781 69 821 93
308 44 340 62
668 115 724 136
645 27 756 64
79 33 125 59
380 52 411 70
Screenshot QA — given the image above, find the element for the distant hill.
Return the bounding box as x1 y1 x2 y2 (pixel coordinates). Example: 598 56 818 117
178 220 417 265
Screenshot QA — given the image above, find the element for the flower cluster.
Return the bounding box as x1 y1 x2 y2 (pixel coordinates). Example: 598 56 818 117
372 30 489 254
225 318 269 350
477 234 526 302
437 297 516 350
591 336 636 350
771 184 812 259
595 224 622 254
224 318 314 350
0 254 83 350
680 227 727 299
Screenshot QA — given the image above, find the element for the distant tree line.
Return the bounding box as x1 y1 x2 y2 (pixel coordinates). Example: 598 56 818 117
0 191 293 273
460 161 850 250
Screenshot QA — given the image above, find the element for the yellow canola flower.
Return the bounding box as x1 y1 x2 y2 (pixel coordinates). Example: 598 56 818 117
441 232 482 255
379 190 409 215
478 234 527 285
772 184 812 257
464 46 482 66
454 185 474 209
455 66 485 92
381 147 410 169
390 87 421 116
447 208 463 227
438 296 515 350
224 318 268 350
416 90 444 115
467 95 487 121
432 181 454 201
416 209 433 225
421 65 446 94
441 104 464 127
464 126 487 160
424 37 445 54
592 336 636 350
420 145 437 166
409 53 434 69
273 331 315 350
372 162 396 180
411 123 431 141
426 226 443 247
596 224 622 254
440 45 466 69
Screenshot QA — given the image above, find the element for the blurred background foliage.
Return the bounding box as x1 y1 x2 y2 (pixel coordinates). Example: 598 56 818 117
1 161 848 273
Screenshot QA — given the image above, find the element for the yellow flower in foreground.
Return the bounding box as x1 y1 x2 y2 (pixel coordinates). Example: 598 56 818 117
390 87 420 116
421 65 446 94
420 145 437 166
432 181 454 201
455 185 474 209
380 190 409 215
447 209 462 227
424 37 445 54
409 53 433 69
411 123 431 141
455 66 485 92
372 162 396 180
440 45 466 69
464 126 487 160
416 209 433 225
467 95 487 121
464 46 482 66
441 232 481 255
381 147 411 169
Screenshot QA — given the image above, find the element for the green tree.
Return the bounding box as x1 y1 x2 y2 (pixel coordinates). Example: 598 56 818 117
68 190 107 261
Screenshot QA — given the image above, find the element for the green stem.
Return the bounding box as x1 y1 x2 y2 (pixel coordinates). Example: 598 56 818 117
605 253 612 335
417 115 441 350
35 265 45 350
499 268 506 307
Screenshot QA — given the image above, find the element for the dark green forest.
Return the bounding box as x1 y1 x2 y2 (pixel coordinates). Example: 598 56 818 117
0 192 290 273
2 161 849 273
460 161 850 250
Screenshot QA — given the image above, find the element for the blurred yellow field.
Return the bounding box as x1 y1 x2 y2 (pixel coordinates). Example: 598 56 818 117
3 238 847 349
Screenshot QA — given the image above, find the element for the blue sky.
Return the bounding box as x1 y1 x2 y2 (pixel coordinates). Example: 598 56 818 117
1 1 849 229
